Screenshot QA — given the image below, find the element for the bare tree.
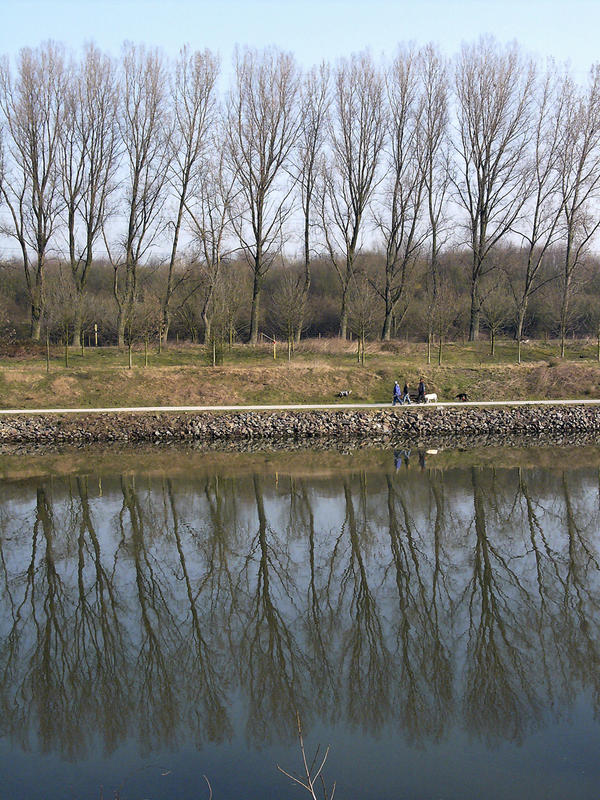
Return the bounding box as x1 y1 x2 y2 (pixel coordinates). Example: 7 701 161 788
43 264 79 366
453 37 536 340
225 47 300 345
480 277 512 356
127 287 162 367
0 42 66 340
419 44 452 360
556 65 600 357
294 63 329 343
320 52 386 339
59 44 120 346
372 47 427 340
161 45 219 344
208 262 247 349
108 43 172 347
431 277 460 365
269 267 307 358
507 66 566 356
348 275 378 364
185 137 237 343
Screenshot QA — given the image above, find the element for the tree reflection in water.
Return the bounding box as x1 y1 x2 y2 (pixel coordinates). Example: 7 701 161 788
1 451 600 759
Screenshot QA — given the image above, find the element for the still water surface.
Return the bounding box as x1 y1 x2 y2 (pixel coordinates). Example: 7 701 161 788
1 445 600 799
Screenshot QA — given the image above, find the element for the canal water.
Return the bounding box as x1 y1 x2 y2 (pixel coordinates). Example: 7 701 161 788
1 444 600 799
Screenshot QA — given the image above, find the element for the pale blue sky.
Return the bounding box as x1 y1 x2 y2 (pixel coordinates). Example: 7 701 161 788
0 0 598 78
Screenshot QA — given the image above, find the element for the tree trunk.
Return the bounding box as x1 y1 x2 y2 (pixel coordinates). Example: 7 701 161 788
161 308 170 348
559 282 570 358
249 270 262 345
339 287 349 340
201 310 212 346
381 306 393 341
515 302 527 344
162 190 187 347
468 283 480 341
117 309 126 348
295 262 311 345
381 284 393 341
71 298 83 347
64 325 69 367
29 266 44 341
30 304 42 341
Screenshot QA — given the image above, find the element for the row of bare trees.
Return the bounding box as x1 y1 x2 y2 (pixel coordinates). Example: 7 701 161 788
2 37 600 351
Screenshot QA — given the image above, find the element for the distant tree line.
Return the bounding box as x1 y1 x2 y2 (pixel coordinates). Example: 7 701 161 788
1 38 600 353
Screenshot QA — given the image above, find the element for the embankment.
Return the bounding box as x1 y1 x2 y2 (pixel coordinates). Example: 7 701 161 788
2 404 600 446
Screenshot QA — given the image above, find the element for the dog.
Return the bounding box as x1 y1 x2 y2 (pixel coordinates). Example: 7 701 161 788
424 392 438 404
337 390 352 398
455 392 469 402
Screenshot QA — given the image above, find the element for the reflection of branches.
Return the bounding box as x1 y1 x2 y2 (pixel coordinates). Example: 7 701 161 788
0 489 42 751
202 475 239 620
386 474 452 745
237 474 306 743
463 468 542 745
559 472 600 715
25 488 72 755
299 482 338 715
4 460 600 762
120 476 180 753
73 476 130 755
167 479 232 746
338 479 391 734
515 468 559 708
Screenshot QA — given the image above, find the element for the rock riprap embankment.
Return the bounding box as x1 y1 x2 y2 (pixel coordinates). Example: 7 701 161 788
1 405 600 444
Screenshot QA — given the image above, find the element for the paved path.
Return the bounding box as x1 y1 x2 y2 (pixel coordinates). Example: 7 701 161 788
1 399 600 415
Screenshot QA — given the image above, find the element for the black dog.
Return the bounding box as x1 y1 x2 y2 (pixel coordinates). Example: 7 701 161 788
455 392 469 402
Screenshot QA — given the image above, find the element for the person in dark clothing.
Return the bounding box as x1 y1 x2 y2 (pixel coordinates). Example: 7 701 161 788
417 377 426 403
402 382 411 404
393 381 402 405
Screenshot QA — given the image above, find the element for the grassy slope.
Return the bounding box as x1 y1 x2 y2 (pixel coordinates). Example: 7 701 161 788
1 338 600 409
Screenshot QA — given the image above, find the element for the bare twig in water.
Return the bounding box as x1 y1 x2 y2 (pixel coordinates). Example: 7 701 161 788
277 712 336 800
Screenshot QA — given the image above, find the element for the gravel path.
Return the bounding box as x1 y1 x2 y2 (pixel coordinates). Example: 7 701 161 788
1 399 600 415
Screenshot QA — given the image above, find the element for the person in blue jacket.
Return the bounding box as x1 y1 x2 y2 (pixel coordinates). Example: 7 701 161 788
392 381 402 405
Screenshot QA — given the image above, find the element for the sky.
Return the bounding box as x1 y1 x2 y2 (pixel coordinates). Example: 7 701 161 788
0 0 598 80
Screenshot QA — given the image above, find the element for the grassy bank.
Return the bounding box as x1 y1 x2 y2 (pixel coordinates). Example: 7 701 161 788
1 337 600 409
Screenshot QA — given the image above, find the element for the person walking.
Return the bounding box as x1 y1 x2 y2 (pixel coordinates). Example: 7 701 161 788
417 377 426 403
402 382 411 404
393 381 402 405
